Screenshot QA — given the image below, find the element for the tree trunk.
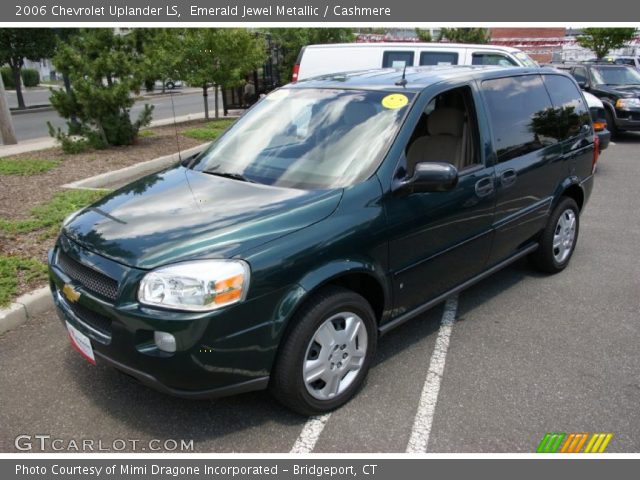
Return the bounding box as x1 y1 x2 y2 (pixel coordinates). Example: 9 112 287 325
214 85 220 119
62 72 78 128
0 72 18 145
202 84 209 120
12 66 25 110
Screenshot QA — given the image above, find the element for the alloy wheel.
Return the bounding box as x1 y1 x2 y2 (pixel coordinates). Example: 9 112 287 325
303 312 368 401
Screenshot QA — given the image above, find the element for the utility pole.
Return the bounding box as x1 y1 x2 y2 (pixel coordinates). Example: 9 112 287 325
0 71 18 145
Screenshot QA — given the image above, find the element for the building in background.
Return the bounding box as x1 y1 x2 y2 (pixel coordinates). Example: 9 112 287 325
490 28 566 63
355 28 441 43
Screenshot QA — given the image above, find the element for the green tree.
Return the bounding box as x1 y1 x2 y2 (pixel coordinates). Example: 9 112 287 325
577 28 637 59
48 29 153 151
415 29 433 42
438 28 491 44
131 28 183 92
52 29 80 127
267 28 355 81
0 28 56 109
177 28 265 119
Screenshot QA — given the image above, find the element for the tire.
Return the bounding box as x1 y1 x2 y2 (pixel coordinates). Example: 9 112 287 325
165 81 175 90
605 108 618 137
270 286 377 416
529 197 580 274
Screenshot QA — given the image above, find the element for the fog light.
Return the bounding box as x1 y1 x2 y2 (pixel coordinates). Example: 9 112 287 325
154 331 176 353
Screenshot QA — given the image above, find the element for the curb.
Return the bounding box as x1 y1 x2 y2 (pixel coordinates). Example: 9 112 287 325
0 287 52 336
10 105 55 115
62 143 210 190
1 112 240 156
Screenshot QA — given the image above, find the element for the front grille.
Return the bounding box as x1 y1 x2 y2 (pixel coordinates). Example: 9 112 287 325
64 298 112 337
56 250 119 301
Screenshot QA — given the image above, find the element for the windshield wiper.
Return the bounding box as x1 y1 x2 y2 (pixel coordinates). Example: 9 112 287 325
202 171 256 183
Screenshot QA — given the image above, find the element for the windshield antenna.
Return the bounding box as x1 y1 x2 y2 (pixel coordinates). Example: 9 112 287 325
395 65 408 87
169 89 183 163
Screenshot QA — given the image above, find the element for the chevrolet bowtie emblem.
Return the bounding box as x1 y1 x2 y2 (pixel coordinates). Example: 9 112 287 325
62 284 81 303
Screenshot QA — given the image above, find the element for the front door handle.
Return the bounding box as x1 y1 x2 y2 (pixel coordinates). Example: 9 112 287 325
500 169 517 187
475 177 495 198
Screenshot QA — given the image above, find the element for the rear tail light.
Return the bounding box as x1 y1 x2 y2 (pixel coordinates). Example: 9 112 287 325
592 121 606 131
291 64 300 83
592 134 600 173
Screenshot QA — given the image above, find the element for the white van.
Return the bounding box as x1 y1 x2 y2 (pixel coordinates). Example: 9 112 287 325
292 42 539 81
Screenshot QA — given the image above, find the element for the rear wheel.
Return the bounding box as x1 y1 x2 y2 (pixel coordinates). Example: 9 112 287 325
270 286 377 415
530 197 580 274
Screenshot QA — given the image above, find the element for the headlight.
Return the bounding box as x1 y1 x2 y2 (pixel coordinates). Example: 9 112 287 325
138 260 250 311
615 98 640 109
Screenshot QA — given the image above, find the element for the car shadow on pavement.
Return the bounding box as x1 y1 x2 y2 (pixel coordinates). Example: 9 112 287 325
456 257 545 320
62 349 304 451
610 131 640 143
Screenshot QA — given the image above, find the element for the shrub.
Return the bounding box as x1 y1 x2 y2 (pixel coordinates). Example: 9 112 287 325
48 29 154 150
21 68 40 87
1 66 14 89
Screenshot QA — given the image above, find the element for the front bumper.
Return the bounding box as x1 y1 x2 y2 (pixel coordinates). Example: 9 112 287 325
48 237 294 399
596 129 611 151
614 110 640 131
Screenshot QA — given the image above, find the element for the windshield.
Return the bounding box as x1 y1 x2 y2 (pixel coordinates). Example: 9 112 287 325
591 66 640 85
190 88 414 189
514 51 539 68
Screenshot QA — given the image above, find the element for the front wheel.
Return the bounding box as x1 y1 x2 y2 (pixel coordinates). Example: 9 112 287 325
605 109 618 137
270 286 377 416
530 197 580 274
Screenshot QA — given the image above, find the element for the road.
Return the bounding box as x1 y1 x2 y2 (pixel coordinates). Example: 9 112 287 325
2 88 216 144
1 137 639 453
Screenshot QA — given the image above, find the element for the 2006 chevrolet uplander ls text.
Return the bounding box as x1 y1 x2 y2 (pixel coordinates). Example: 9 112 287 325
49 66 597 415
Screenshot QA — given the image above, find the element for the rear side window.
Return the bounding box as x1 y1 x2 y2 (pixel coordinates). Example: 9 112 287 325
383 51 414 68
482 75 555 162
542 75 591 140
419 51 459 66
614 58 635 66
571 67 588 84
472 53 518 66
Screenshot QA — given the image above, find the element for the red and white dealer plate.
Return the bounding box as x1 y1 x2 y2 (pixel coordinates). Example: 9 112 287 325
66 321 96 365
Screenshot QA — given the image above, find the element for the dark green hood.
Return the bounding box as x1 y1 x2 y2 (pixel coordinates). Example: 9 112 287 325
63 166 342 269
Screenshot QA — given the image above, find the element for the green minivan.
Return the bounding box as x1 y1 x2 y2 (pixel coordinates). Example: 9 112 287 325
49 66 597 415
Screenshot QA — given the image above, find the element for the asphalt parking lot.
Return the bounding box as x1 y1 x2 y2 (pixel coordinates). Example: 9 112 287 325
1 135 639 453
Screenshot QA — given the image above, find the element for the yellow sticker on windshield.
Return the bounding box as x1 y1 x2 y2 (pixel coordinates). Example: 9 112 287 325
382 94 409 109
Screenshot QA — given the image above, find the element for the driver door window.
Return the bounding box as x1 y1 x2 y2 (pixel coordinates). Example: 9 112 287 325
404 86 481 176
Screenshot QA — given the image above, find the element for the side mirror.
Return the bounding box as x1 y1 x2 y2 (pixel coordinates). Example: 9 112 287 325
400 162 459 193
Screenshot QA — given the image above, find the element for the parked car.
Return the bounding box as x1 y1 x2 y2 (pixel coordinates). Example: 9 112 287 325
596 56 640 71
583 91 611 152
154 79 183 90
292 42 538 81
49 66 597 415
550 62 640 135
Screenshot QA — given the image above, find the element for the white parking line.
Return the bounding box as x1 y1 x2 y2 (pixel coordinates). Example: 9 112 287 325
290 413 331 453
406 295 459 453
